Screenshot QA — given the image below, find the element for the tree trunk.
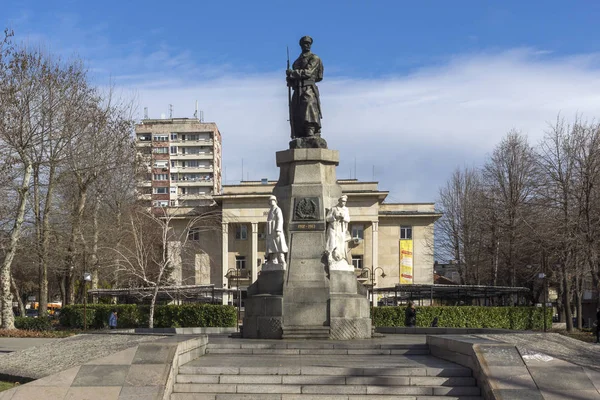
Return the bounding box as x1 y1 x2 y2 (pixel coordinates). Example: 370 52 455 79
91 196 100 303
64 185 88 305
38 163 56 316
149 285 159 329
1 162 33 329
10 277 26 319
576 290 583 330
562 263 574 332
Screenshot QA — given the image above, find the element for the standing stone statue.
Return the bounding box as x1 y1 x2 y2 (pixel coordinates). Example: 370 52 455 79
266 195 288 266
287 35 324 145
326 195 350 263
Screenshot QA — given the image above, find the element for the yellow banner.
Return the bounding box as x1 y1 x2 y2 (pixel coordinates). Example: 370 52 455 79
399 239 413 284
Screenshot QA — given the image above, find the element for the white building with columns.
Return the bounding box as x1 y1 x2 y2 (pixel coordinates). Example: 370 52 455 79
169 179 440 306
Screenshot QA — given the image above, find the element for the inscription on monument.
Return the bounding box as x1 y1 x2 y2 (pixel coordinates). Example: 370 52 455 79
293 197 320 221
289 222 325 231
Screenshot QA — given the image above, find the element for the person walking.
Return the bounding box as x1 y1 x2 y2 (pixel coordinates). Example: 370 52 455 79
109 310 118 330
405 301 416 327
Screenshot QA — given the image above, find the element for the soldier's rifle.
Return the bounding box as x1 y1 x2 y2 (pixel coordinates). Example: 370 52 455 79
287 46 295 139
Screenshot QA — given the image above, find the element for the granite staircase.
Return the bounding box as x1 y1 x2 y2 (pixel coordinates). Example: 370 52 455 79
171 339 482 400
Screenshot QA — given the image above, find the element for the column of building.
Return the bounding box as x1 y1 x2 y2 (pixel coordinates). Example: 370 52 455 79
251 223 259 283
221 222 229 305
372 221 379 308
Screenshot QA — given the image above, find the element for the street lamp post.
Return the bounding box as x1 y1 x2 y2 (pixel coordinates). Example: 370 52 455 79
365 266 386 317
83 272 92 331
226 268 241 332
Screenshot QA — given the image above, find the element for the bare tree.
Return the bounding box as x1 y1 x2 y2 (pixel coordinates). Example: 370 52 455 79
29 56 93 316
536 118 579 331
0 36 51 329
60 89 134 305
108 206 221 328
483 130 537 292
436 166 487 284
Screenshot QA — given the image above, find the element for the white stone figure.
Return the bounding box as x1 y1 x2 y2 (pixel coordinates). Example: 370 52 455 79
265 195 288 269
326 195 352 270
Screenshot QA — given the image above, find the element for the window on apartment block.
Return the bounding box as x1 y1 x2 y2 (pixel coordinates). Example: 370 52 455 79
235 255 246 270
153 200 168 207
153 187 168 194
153 135 168 142
188 228 200 241
400 226 413 240
235 225 248 240
153 174 168 181
170 133 178 141
351 225 364 239
152 147 168 154
170 146 178 154
351 255 363 269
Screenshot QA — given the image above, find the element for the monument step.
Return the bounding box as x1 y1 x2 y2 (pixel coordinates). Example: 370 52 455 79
281 327 330 339
176 374 476 387
172 395 483 400
206 342 429 350
205 348 430 355
177 365 473 377
172 383 481 396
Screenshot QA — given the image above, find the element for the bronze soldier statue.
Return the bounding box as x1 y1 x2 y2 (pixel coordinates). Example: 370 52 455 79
286 36 324 141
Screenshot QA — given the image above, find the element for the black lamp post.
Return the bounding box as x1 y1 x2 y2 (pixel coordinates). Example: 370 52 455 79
83 272 92 331
226 268 240 331
364 266 386 317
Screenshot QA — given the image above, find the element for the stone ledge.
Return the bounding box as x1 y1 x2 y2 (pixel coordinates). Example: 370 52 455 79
0 335 209 400
276 148 339 165
376 327 519 335
426 334 600 400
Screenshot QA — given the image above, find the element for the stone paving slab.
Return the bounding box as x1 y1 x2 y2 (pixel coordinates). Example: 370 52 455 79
429 333 600 399
0 335 207 400
0 334 165 380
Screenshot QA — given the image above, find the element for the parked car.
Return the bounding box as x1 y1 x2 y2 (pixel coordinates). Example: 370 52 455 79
25 309 39 318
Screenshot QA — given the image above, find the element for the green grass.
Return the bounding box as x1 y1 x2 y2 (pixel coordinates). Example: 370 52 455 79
0 381 16 392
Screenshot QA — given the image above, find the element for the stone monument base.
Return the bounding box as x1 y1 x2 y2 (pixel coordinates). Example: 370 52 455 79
289 136 328 149
242 269 284 339
329 270 372 340
242 148 372 340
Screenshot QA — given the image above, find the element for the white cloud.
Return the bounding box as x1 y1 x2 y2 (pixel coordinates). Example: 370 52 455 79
122 48 600 203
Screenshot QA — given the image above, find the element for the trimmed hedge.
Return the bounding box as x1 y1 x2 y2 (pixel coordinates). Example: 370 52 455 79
14 317 52 331
372 306 552 331
59 304 237 329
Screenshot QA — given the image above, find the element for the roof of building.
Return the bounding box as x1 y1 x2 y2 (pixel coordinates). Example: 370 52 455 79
433 274 458 285
374 283 530 300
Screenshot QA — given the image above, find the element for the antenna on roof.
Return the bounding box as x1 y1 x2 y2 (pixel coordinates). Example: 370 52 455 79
143 107 148 119
200 110 204 122
194 100 198 119
169 104 173 118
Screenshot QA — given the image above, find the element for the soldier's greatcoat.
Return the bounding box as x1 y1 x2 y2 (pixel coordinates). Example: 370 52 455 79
288 51 323 137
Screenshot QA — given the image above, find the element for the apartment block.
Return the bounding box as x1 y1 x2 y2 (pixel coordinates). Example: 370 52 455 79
135 118 222 209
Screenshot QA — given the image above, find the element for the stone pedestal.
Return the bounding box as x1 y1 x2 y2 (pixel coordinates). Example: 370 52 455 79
243 148 371 339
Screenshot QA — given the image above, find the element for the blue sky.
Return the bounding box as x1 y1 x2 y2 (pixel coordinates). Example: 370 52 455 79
4 1 600 202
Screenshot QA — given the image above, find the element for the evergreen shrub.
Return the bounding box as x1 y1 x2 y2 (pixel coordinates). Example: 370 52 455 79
59 304 236 329
372 306 552 330
14 316 52 331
